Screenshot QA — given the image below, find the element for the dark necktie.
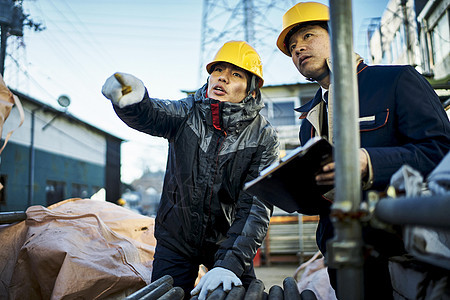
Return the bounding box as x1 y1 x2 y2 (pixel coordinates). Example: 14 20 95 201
322 92 328 138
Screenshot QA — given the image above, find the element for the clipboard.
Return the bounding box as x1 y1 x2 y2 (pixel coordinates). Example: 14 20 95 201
244 137 334 214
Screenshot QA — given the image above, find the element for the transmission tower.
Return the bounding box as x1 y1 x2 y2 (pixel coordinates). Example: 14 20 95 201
198 0 297 85
0 0 43 78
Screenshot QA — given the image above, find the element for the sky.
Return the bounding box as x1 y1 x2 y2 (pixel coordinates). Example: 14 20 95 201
5 0 389 184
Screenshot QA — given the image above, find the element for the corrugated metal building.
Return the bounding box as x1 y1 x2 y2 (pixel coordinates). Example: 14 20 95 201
0 90 123 211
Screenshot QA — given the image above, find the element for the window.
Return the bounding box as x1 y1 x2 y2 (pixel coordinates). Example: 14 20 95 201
260 105 269 119
431 13 450 66
46 180 65 206
72 183 89 198
271 102 296 126
392 25 406 62
260 99 297 127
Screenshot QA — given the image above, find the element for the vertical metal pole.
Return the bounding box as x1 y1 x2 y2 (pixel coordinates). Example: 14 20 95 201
328 0 364 299
28 109 37 208
419 20 431 74
298 215 304 261
400 0 413 65
0 24 7 76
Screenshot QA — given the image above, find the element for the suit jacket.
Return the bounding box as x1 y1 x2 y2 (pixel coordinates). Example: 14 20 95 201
295 62 450 252
297 62 450 190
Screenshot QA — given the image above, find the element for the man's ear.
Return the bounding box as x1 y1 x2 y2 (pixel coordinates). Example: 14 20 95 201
251 90 257 98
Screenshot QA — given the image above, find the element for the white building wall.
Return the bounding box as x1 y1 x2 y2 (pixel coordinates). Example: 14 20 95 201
417 0 450 80
369 29 383 63
370 0 422 67
3 100 106 166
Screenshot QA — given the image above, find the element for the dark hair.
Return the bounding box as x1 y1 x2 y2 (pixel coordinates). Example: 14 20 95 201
284 21 329 53
245 73 254 92
246 74 261 99
209 62 260 98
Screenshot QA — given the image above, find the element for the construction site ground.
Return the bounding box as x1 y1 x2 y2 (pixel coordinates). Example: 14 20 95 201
254 263 299 291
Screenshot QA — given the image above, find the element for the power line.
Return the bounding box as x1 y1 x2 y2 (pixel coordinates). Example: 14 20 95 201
198 0 298 86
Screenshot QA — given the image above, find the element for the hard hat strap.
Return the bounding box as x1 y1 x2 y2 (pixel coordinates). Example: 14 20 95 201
248 75 258 94
306 68 330 82
243 75 260 102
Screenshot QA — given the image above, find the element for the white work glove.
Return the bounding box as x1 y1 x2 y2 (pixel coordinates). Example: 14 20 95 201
191 267 242 300
101 72 145 108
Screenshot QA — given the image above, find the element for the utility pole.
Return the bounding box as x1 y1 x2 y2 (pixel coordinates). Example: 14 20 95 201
0 0 43 76
0 0 14 76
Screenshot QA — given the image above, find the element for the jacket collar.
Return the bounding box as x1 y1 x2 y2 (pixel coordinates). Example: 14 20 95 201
294 59 368 115
194 83 264 132
357 61 368 74
295 88 322 114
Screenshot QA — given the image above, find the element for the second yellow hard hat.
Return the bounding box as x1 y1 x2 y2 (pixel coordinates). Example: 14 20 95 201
277 2 329 56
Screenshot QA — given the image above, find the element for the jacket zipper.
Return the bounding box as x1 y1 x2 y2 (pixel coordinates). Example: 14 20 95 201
205 130 227 241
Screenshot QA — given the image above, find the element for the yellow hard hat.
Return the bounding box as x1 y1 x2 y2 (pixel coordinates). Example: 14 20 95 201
277 2 329 56
206 41 264 87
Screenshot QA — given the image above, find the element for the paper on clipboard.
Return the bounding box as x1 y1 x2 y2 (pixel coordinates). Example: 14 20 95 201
244 137 334 214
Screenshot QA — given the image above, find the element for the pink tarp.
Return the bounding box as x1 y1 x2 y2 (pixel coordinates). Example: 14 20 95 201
295 251 337 300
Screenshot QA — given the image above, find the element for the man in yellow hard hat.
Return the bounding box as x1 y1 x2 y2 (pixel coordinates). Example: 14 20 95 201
102 41 279 300
277 2 450 299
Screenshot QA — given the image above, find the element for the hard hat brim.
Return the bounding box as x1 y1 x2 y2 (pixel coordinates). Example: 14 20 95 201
206 60 264 88
276 18 329 57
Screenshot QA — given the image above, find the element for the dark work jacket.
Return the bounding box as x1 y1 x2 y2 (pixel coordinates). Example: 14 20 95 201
114 84 279 277
295 62 450 253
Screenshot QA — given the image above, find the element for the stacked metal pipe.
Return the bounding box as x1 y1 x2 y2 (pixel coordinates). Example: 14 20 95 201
125 275 316 299
125 275 184 300
189 277 315 300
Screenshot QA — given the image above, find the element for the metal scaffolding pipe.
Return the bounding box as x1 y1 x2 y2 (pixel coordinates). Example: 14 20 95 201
328 0 364 299
0 211 26 224
329 0 361 216
375 194 450 229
